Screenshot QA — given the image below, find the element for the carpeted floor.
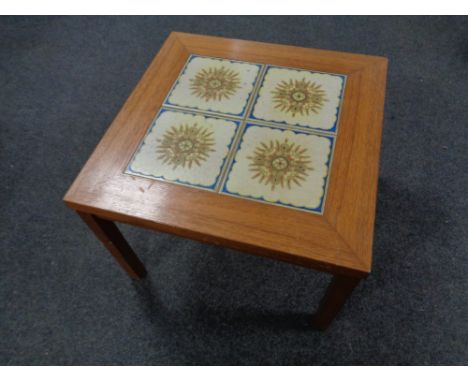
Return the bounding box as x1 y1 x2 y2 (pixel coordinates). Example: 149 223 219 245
0 16 467 365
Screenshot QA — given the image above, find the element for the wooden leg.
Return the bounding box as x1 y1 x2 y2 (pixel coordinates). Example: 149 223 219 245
311 275 361 330
77 212 147 279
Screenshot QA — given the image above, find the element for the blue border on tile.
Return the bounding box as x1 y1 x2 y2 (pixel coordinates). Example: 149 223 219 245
248 65 347 134
221 123 335 214
163 55 263 118
126 107 241 191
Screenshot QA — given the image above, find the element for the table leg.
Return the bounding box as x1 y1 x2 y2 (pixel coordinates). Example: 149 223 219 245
311 274 361 330
77 212 147 279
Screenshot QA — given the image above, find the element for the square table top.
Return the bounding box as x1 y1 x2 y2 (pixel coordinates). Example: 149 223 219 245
64 32 388 277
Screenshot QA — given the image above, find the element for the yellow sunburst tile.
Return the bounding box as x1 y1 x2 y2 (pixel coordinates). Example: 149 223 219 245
222 124 334 213
250 66 346 132
165 56 262 117
126 109 239 190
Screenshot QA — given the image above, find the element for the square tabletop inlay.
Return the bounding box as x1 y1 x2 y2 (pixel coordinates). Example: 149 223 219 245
126 55 345 214
64 33 388 328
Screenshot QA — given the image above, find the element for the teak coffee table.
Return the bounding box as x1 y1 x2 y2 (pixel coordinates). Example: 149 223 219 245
64 32 387 329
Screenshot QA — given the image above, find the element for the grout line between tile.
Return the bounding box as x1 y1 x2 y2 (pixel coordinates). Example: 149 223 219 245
244 118 337 137
214 121 247 192
214 64 268 192
243 64 268 120
161 104 243 121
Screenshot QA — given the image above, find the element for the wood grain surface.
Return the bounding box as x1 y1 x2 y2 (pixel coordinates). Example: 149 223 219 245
64 32 388 278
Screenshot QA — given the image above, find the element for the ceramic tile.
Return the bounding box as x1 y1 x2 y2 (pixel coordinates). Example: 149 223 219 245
165 56 262 117
222 124 333 213
250 66 346 132
127 56 344 213
126 109 239 190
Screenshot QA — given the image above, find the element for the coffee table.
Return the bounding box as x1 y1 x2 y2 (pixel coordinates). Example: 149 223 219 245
64 32 387 329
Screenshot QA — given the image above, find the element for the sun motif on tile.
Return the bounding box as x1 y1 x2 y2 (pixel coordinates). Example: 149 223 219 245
190 66 241 102
127 110 238 190
251 66 345 131
165 56 261 116
156 123 215 169
271 78 327 117
248 138 313 190
222 125 332 212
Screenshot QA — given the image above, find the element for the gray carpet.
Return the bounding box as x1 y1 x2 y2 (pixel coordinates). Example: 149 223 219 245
0 16 467 365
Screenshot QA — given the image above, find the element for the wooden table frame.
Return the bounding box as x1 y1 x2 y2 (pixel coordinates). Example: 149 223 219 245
64 32 387 330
